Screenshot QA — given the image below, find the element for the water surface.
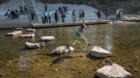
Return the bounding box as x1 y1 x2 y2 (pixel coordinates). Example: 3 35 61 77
0 24 140 78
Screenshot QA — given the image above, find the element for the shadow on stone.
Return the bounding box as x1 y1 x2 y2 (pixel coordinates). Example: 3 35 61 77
93 75 100 78
53 56 74 64
47 53 61 57
86 53 106 60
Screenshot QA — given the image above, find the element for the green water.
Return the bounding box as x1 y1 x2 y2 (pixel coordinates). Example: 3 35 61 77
0 24 140 78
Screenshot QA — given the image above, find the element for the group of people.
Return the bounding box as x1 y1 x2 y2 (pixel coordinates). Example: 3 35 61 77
5 5 28 19
5 9 19 19
41 3 87 24
41 4 125 24
42 10 52 23
19 5 28 15
96 8 124 20
41 4 110 24
42 4 68 24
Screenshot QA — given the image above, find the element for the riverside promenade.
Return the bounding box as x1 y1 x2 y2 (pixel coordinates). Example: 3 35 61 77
0 0 110 28
31 0 110 28
0 0 30 28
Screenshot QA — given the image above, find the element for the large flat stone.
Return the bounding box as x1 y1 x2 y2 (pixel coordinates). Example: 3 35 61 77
95 63 132 78
89 46 112 58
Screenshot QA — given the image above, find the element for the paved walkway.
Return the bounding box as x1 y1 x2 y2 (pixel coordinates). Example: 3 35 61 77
31 0 106 24
0 0 107 28
0 0 24 15
0 0 30 28
23 0 38 23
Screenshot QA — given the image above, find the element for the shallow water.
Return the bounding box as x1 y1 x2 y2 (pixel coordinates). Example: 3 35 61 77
0 24 140 78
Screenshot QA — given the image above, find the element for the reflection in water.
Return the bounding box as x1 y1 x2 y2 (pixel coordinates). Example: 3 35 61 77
104 26 113 52
89 27 97 44
71 36 88 45
0 65 3 77
105 35 112 52
17 56 28 71
1 24 140 78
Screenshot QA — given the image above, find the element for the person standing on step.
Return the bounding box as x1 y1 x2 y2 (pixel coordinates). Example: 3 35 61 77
31 10 35 20
23 5 28 15
44 11 48 23
48 10 52 24
105 9 109 20
55 10 59 23
19 5 24 15
44 3 48 11
41 15 46 23
81 10 85 21
96 10 101 20
61 11 66 23
72 9 76 22
116 8 121 20
14 9 19 18
11 10 15 19
79 9 82 21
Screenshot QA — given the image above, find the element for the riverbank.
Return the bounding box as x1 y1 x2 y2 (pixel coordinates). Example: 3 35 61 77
0 0 140 29
39 0 140 14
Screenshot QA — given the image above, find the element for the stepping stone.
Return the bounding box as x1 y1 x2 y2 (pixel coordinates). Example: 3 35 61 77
25 42 45 49
19 33 35 38
89 46 111 58
95 63 132 78
40 36 55 41
26 28 36 32
50 46 74 55
5 30 22 37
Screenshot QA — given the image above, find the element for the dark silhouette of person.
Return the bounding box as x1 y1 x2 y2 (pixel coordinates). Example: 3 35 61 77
55 10 59 23
44 3 48 11
81 10 85 20
72 9 76 22
31 10 35 20
11 10 15 19
23 6 28 14
97 10 101 19
105 9 109 20
61 11 65 23
14 9 19 18
19 5 24 15
48 10 52 24
42 15 46 23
